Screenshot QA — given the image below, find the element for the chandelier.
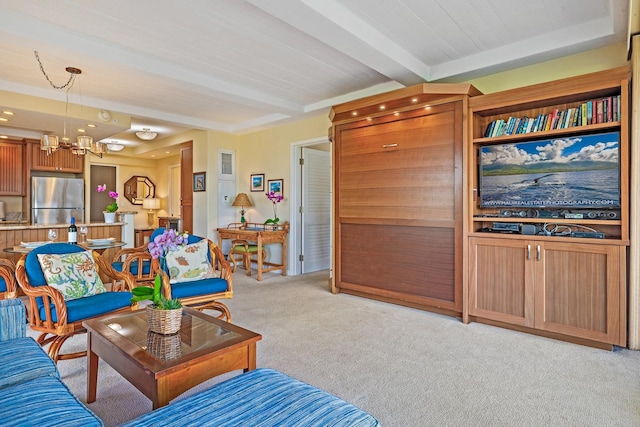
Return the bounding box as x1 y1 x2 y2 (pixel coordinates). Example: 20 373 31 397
34 51 104 157
135 128 158 140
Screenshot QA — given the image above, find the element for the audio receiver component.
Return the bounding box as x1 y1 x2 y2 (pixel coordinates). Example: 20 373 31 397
570 231 605 239
491 222 521 232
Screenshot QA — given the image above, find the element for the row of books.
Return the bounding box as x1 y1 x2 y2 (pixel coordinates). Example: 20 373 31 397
483 95 621 138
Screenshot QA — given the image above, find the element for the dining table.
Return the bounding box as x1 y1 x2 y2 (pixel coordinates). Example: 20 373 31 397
4 240 126 258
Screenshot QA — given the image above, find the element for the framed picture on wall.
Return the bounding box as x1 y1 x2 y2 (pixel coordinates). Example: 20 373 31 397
193 172 206 192
267 179 283 196
250 173 265 192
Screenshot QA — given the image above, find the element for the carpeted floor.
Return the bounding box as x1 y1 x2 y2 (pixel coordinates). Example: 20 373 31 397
31 270 640 426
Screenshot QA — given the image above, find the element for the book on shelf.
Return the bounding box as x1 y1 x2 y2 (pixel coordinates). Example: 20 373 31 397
480 94 621 139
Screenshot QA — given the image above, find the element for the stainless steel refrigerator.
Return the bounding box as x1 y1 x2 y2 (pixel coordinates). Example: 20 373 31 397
31 177 84 225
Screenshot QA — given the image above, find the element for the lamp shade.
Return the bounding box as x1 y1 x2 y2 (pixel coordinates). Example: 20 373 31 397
142 198 160 210
232 193 253 207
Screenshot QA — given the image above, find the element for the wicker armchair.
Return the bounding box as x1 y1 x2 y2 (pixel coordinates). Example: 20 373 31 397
0 258 18 299
155 236 233 321
15 243 137 362
111 228 165 287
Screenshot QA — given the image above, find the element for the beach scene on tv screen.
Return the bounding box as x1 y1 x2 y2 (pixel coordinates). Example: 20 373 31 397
480 132 620 208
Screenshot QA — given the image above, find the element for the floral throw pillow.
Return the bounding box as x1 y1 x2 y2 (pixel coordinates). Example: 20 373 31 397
165 239 217 284
37 250 107 301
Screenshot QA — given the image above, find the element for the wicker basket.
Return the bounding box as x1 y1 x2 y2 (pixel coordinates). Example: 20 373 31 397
146 331 182 361
146 305 183 335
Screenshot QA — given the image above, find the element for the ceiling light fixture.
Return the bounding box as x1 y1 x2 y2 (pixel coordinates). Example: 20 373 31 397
106 142 125 152
34 50 103 157
135 128 158 140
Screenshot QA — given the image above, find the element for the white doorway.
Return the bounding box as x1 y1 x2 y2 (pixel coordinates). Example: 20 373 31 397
289 137 331 275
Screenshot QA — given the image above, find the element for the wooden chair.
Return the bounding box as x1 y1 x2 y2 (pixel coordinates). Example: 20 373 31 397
0 258 18 299
155 235 233 321
15 243 137 362
229 239 266 276
111 227 165 287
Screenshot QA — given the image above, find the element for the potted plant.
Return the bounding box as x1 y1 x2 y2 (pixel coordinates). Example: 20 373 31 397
131 275 183 334
96 184 119 223
264 191 283 229
130 228 188 334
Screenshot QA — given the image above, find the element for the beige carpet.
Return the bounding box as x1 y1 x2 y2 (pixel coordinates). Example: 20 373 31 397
30 270 640 426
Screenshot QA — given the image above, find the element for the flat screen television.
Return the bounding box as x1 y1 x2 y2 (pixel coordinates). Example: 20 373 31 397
479 131 620 209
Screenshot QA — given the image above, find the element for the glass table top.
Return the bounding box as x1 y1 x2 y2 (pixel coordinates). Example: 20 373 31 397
98 309 241 362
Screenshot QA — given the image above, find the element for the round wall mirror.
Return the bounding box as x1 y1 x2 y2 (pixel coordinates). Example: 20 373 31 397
124 176 156 205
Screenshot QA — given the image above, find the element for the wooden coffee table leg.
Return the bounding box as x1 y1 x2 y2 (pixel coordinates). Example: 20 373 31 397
87 332 99 403
245 342 257 373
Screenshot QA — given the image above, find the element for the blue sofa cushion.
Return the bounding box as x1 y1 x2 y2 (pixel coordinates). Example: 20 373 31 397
0 299 26 341
0 337 58 389
0 375 103 427
120 368 379 427
37 291 133 323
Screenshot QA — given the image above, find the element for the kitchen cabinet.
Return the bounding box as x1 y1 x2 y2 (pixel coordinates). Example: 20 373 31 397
0 140 25 195
469 236 626 347
30 141 84 173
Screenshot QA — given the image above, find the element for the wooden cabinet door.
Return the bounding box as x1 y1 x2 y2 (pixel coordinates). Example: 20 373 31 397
0 141 25 195
468 237 534 327
31 142 84 172
534 241 623 345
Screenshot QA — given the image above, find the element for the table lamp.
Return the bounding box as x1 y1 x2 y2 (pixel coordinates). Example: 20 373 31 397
231 193 253 223
142 197 160 227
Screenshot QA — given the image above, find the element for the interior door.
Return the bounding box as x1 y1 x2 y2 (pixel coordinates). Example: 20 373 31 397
180 143 193 233
90 164 116 222
301 147 331 273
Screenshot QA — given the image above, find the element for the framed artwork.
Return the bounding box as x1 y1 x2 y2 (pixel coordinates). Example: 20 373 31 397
250 173 265 192
193 172 206 192
267 179 283 196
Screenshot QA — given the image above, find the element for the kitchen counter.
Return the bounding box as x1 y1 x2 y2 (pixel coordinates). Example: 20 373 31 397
0 222 126 231
0 223 126 263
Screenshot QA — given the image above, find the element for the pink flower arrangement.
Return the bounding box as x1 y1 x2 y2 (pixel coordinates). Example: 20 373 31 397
265 191 283 224
148 228 189 259
96 184 119 212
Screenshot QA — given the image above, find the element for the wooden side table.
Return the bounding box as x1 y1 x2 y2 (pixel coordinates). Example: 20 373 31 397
134 228 154 247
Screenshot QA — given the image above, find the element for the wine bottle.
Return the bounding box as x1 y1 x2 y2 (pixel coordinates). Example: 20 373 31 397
68 217 78 244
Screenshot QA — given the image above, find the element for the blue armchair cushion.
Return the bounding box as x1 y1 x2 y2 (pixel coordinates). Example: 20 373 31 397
0 337 58 390
37 291 133 324
24 243 87 287
170 277 228 299
120 368 378 427
37 250 107 301
112 259 151 275
0 299 26 341
0 375 103 426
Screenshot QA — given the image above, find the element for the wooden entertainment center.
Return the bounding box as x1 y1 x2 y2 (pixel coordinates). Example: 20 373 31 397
465 67 629 349
331 67 629 349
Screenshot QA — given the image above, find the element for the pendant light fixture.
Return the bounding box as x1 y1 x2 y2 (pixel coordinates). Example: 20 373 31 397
34 51 104 157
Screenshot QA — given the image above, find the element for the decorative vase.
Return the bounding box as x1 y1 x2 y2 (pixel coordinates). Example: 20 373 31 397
103 211 116 223
146 305 183 335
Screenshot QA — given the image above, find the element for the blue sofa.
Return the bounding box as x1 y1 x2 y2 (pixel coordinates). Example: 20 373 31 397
0 299 379 426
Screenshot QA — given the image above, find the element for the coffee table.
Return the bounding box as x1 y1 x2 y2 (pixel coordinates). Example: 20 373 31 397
83 307 262 409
